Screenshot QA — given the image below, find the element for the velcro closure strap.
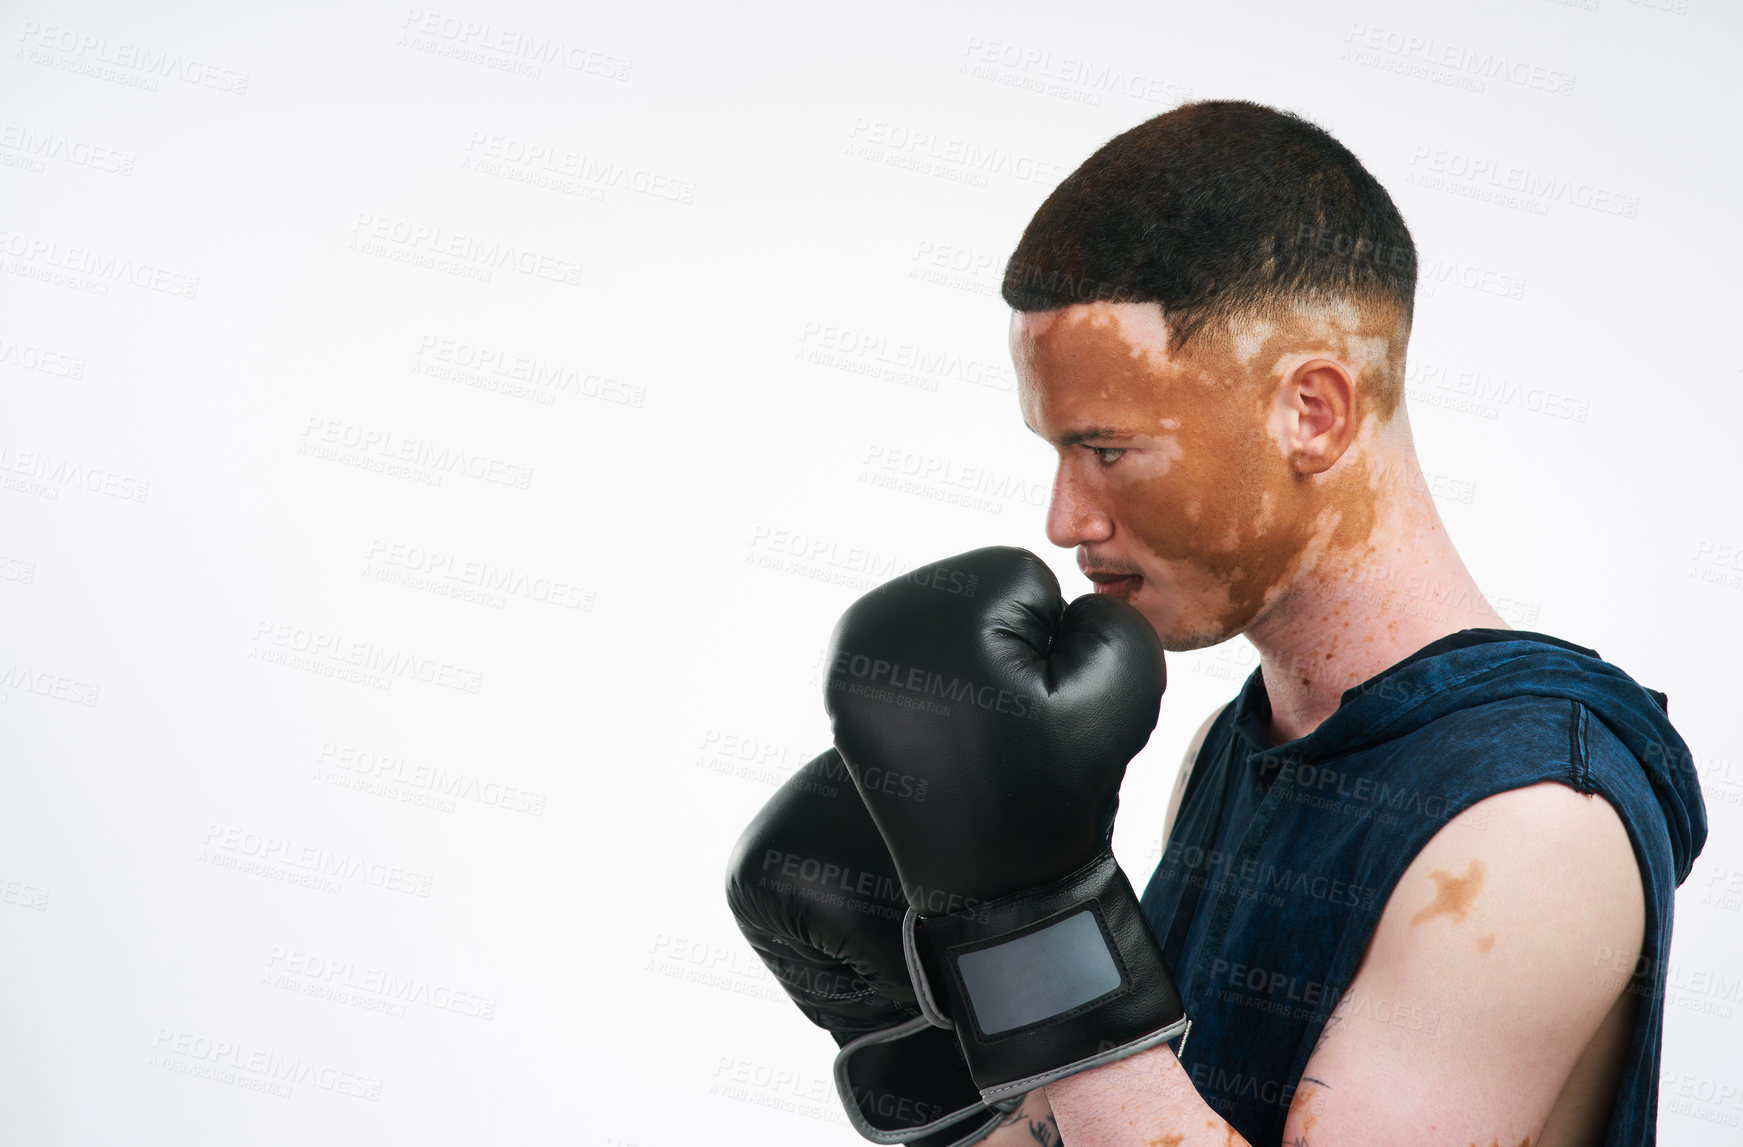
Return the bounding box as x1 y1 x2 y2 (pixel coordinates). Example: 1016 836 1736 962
955 907 1123 1036
906 852 1188 1102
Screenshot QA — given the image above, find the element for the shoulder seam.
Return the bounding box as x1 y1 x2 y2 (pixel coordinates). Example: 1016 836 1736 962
1569 699 1595 794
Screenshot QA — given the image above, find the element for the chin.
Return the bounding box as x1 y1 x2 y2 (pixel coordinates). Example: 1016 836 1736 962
1143 603 1244 654
1161 629 1235 654
1131 602 1223 653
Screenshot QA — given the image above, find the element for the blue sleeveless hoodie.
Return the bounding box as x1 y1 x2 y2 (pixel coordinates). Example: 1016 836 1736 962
1139 629 1707 1145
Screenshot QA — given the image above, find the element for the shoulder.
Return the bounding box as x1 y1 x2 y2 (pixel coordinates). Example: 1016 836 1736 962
1381 780 1644 968
1284 780 1645 1142
1399 692 1584 759
1366 693 1655 815
1360 775 1645 1026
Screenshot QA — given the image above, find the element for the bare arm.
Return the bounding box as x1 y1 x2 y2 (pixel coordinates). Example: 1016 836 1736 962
1033 781 1645 1146
1274 780 1643 1146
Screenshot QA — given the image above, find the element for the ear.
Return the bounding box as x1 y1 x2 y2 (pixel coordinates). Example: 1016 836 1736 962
1276 359 1357 475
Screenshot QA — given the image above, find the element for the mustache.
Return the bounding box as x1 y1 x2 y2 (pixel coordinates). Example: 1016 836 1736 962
1078 551 1144 577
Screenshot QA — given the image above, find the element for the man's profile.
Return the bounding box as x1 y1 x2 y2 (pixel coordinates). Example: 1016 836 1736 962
723 98 1705 1147
983 98 1705 1147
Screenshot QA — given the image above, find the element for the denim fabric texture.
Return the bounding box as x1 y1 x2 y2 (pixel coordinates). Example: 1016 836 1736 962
1139 628 1707 1145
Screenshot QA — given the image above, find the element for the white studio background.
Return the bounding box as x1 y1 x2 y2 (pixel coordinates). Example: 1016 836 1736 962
1 0 1738 1143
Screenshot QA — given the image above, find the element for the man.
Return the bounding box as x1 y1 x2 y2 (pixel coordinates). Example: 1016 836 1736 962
729 100 1704 1146
987 98 1705 1145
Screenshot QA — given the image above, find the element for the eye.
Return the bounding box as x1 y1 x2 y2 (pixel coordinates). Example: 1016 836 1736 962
1090 446 1126 465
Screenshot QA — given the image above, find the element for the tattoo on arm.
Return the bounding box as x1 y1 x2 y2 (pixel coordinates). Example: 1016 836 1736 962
997 1101 1063 1146
1027 1113 1061 1146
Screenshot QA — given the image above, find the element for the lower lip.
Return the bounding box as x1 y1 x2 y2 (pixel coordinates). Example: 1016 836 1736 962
1092 576 1141 601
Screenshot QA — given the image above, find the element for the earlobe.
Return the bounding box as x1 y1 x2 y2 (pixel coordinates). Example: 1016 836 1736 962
1290 444 1338 476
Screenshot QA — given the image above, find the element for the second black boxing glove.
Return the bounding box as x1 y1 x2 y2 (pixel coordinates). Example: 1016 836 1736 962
725 748 1016 1144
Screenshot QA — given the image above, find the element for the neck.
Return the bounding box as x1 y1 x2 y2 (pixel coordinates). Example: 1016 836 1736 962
1242 450 1510 746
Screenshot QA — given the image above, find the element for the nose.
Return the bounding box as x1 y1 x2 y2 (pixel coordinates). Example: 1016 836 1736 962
1044 458 1113 549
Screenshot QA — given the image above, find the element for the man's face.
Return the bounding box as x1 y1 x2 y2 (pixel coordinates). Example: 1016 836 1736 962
1013 302 1378 651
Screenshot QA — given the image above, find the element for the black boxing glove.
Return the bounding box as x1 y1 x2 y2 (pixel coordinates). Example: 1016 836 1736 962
825 547 1189 1103
724 748 1017 1144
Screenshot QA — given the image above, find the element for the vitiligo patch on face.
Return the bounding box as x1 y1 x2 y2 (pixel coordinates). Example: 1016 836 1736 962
1409 858 1486 927
1016 303 1387 643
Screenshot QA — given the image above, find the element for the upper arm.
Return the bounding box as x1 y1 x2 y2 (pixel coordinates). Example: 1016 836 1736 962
1282 781 1645 1147
1161 703 1227 847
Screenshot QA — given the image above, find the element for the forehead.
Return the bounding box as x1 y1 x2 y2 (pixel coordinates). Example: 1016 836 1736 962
1011 302 1191 430
1011 301 1173 369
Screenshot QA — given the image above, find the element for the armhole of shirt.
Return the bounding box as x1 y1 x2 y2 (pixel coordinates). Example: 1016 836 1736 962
1161 700 1233 846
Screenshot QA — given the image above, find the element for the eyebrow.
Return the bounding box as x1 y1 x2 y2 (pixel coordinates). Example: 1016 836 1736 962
1023 423 1144 447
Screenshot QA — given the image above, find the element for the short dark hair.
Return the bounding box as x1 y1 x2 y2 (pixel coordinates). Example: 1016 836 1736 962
1003 100 1417 356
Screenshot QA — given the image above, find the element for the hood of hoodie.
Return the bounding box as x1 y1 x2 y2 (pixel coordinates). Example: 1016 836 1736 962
1225 628 1708 884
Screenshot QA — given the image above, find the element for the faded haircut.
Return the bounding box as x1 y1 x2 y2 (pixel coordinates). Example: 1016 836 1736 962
1003 100 1417 365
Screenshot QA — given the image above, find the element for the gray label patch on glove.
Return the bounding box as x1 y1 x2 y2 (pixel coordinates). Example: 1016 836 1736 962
955 909 1122 1035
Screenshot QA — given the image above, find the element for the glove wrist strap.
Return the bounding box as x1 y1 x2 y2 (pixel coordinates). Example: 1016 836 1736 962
903 852 1190 1104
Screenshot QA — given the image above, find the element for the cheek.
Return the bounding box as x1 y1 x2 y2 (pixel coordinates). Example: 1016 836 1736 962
1116 443 1322 626
1115 440 1295 561
1104 473 1177 556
